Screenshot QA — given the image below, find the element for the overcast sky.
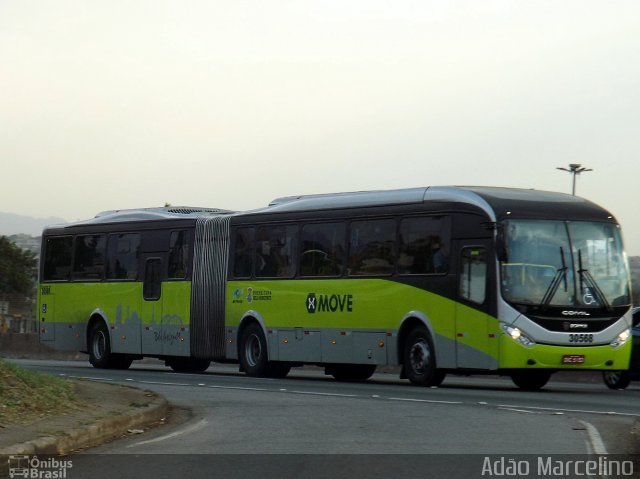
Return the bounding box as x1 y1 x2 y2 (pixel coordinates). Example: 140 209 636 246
1 1 639 253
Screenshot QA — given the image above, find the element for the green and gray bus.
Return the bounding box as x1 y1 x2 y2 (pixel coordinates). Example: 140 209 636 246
38 186 633 390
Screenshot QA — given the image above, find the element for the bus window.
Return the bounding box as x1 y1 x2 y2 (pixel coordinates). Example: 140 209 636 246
255 225 297 278
233 227 254 278
349 219 396 276
43 236 73 281
72 235 106 280
398 216 450 275
106 233 140 280
459 247 487 304
300 222 346 277
143 258 162 301
168 230 190 279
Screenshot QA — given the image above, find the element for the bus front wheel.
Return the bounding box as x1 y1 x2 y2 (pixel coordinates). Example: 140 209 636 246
510 370 551 391
88 322 133 370
89 322 112 369
403 327 446 387
603 370 631 390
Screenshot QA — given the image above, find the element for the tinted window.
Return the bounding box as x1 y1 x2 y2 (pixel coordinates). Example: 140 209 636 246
255 225 297 278
73 235 106 280
300 223 346 277
349 219 395 276
106 234 140 280
43 236 73 281
398 216 450 275
168 230 190 279
143 258 162 301
233 228 254 278
460 247 487 304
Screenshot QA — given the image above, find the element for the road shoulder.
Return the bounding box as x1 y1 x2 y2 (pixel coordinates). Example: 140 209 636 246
0 379 168 475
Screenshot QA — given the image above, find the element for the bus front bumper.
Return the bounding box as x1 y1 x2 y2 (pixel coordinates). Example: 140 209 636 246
498 335 632 370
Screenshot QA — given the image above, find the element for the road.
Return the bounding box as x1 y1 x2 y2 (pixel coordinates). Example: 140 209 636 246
12 359 640 478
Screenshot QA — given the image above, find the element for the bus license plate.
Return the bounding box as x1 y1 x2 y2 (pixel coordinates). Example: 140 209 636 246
562 355 585 364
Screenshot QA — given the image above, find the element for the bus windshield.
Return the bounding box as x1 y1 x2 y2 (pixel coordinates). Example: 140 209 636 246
500 219 630 309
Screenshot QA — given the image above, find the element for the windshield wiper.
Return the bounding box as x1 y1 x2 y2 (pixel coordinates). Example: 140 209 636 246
577 250 613 312
541 247 568 310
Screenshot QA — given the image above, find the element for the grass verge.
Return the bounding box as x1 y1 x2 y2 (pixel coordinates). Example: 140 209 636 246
0 358 82 426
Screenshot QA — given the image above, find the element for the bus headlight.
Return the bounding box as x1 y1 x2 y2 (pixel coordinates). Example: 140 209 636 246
501 324 536 348
610 329 631 349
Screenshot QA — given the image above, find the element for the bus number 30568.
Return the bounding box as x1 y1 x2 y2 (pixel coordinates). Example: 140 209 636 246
568 333 594 343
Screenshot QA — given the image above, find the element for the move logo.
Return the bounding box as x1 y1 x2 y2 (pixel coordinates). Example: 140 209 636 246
306 293 353 314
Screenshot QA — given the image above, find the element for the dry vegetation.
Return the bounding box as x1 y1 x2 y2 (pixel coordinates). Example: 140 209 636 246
0 358 82 426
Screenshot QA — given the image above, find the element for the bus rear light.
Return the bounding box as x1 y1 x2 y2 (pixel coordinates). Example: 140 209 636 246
378 341 385 348
610 329 630 349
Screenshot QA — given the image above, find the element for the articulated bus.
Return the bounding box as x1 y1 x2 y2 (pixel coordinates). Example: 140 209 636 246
38 186 633 390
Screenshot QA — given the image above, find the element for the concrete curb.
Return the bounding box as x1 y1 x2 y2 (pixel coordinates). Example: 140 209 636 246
0 392 169 475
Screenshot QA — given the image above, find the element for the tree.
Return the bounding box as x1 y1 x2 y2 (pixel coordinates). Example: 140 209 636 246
0 236 37 295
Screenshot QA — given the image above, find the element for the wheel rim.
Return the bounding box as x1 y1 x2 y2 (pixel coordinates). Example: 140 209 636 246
409 338 431 375
244 333 262 367
603 371 622 383
92 330 106 360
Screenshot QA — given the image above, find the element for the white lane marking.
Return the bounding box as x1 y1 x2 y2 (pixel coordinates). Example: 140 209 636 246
388 397 462 405
498 407 537 414
69 375 109 381
127 419 209 448
205 385 269 392
579 420 609 455
289 390 358 398
136 380 192 387
498 404 640 417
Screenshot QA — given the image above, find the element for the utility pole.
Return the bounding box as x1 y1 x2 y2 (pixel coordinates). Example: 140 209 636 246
556 163 593 195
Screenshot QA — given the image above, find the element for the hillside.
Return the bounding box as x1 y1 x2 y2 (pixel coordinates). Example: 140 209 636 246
0 212 66 237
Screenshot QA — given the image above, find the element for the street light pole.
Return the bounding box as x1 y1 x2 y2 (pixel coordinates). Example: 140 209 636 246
556 163 593 195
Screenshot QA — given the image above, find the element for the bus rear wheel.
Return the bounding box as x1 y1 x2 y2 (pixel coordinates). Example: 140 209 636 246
403 327 446 387
239 323 269 377
510 370 551 391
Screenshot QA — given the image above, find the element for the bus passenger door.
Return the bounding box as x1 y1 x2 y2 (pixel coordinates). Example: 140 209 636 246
454 241 498 370
140 257 164 356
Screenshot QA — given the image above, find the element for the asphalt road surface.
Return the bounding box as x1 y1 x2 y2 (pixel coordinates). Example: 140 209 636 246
13 359 640 479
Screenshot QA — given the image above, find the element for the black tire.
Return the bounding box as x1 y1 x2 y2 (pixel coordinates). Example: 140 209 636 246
167 357 211 373
265 362 291 379
603 370 631 390
403 327 446 387
510 370 552 391
239 323 269 377
327 364 377 382
88 322 133 370
109 355 134 370
88 322 113 369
